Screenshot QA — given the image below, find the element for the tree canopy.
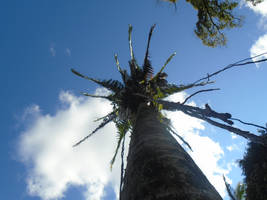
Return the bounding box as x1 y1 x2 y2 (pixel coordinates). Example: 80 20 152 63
162 0 264 47
239 129 267 200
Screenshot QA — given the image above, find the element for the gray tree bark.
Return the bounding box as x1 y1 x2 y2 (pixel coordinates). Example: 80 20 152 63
120 104 222 200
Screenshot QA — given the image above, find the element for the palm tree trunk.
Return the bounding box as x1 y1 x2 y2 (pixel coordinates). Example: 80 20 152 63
120 104 222 200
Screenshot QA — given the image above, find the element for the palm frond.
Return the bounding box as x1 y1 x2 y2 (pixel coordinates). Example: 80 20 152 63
110 120 131 169
143 59 153 82
160 84 192 98
71 68 94 81
160 81 215 99
143 24 156 81
114 54 123 73
151 52 176 82
73 113 116 147
159 52 176 74
128 25 141 77
81 92 114 100
71 68 123 93
94 79 124 93
114 54 129 84
128 25 135 61
94 110 118 122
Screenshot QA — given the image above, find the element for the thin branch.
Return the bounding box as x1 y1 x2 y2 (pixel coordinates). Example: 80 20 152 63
202 0 223 36
203 116 266 146
231 118 267 131
193 53 267 85
182 88 220 104
223 175 237 200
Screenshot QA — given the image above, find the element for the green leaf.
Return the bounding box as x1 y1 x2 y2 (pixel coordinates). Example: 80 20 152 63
71 68 124 93
110 120 131 169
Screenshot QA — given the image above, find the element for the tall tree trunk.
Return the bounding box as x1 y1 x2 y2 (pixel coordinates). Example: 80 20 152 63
121 104 222 200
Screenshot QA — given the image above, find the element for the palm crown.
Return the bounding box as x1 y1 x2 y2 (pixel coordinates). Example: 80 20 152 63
71 25 267 169
71 25 209 167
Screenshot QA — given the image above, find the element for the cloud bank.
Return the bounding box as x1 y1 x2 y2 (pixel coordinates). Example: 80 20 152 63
246 1 267 66
17 89 230 199
247 0 267 17
250 33 267 66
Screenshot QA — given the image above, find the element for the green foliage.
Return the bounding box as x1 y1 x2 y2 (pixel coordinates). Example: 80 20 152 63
162 0 243 47
110 120 131 169
71 69 124 93
223 176 246 200
239 131 267 200
192 0 242 47
234 182 246 200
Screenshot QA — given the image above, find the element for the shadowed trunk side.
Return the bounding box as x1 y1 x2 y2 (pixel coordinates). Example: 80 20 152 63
121 104 222 200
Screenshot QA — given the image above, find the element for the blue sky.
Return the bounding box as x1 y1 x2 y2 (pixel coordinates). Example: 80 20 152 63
1 0 267 199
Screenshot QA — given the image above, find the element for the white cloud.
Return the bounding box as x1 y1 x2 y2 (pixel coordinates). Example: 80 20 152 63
21 105 40 121
246 0 267 17
17 90 230 199
226 144 240 152
226 146 233 151
18 89 122 200
244 0 267 67
50 45 56 57
230 132 237 139
66 48 71 56
250 33 267 67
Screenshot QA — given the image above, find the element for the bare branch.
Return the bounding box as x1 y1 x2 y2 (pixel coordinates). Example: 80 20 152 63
231 118 267 131
159 100 267 147
182 88 220 104
203 117 266 145
193 53 267 85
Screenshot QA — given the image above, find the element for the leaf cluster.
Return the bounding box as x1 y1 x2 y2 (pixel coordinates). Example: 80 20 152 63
223 176 246 200
162 0 243 47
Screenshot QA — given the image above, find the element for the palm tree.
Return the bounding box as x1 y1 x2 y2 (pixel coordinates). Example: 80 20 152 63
71 25 267 199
